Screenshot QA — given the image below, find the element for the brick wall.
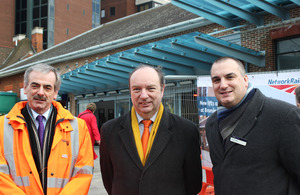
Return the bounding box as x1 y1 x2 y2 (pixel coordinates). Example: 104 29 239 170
54 0 93 45
0 0 15 48
2 6 300 98
0 73 24 96
241 6 300 73
101 0 136 24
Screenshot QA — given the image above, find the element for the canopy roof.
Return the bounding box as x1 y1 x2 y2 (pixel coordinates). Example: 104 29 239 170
59 31 265 95
57 0 299 95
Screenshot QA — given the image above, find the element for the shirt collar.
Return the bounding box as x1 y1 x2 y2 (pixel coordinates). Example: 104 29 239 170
136 111 158 124
27 103 52 120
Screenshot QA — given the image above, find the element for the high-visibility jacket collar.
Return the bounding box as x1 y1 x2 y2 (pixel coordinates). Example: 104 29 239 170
6 101 75 132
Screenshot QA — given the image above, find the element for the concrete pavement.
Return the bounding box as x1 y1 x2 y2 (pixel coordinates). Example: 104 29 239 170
88 146 108 195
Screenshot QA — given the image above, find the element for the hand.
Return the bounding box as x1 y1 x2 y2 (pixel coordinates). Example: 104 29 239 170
96 140 101 145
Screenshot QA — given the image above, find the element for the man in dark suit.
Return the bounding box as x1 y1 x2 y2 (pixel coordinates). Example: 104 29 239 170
100 65 202 195
206 56 300 194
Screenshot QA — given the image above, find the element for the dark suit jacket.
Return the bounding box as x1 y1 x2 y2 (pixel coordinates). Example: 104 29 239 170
206 89 300 195
100 109 202 195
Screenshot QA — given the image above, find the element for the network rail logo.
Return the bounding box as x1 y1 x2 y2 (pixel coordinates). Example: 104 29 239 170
268 78 300 94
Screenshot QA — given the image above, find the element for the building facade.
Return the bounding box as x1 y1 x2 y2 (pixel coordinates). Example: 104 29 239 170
0 1 299 127
100 0 170 24
14 0 97 49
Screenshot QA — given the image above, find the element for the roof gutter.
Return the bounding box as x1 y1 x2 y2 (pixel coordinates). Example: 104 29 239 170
165 75 198 80
0 16 212 78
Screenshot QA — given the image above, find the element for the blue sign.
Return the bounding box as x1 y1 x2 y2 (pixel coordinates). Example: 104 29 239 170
197 96 218 117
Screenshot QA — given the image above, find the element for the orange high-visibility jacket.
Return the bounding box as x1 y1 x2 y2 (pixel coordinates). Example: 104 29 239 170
0 101 94 195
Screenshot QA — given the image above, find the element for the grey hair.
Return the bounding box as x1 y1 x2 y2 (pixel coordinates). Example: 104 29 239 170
24 63 61 91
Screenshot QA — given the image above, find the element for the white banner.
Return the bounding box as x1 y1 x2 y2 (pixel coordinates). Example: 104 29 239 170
197 71 300 106
197 71 300 167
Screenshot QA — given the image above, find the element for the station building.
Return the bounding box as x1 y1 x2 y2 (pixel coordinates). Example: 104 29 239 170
0 0 299 128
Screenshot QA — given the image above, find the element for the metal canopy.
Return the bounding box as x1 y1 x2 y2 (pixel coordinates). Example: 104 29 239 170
172 0 297 27
59 32 264 95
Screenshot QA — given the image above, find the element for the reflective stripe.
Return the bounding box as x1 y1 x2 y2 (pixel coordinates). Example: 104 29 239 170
47 177 69 188
202 169 207 183
69 118 79 179
3 116 30 187
72 165 93 176
69 119 93 178
47 166 93 189
2 116 85 190
0 164 9 175
47 118 81 189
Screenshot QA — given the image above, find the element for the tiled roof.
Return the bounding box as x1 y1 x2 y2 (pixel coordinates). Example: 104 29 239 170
0 47 14 66
1 38 34 68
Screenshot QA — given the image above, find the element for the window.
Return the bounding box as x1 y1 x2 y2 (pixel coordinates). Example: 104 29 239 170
92 0 101 28
101 9 105 18
137 2 153 12
276 37 300 70
67 4 69 10
110 7 115 16
83 9 85 16
66 28 69 35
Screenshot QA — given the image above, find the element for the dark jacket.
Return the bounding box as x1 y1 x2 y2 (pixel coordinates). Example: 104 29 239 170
100 109 202 195
206 89 300 195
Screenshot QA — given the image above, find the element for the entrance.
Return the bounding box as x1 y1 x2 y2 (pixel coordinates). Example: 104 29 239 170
95 100 114 129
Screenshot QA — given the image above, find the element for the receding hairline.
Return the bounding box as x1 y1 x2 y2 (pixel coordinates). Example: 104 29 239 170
211 57 246 76
129 64 165 89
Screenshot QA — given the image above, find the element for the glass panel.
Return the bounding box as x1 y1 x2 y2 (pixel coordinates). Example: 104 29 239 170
33 7 40 19
110 7 115 16
277 37 300 70
96 14 100 24
96 4 100 13
21 22 26 34
277 37 300 54
41 0 48 5
16 0 21 10
34 0 39 6
101 10 105 18
277 52 300 70
43 30 48 43
41 18 47 29
15 24 20 34
41 5 48 17
116 99 130 117
48 30 54 48
50 6 55 18
21 10 27 22
33 20 39 27
16 11 20 21
22 0 27 9
49 18 54 29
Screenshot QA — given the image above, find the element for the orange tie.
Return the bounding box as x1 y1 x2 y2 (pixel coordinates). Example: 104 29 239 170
141 120 152 158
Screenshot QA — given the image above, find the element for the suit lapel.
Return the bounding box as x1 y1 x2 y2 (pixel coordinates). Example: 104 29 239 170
119 113 144 170
144 110 173 170
225 90 265 154
207 113 225 161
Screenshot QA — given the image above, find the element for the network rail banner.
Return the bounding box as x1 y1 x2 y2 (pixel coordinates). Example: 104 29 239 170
197 71 300 167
